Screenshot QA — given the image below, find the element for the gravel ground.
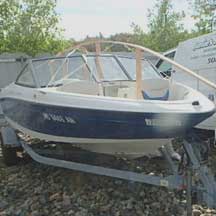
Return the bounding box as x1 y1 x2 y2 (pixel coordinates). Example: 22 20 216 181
0 141 216 216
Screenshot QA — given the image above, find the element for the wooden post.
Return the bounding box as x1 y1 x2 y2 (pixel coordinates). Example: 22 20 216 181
136 48 143 99
95 42 104 80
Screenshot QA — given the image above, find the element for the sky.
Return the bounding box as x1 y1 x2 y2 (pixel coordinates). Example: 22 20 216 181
56 0 195 40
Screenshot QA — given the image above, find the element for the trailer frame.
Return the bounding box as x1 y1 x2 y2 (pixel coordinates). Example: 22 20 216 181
0 126 216 216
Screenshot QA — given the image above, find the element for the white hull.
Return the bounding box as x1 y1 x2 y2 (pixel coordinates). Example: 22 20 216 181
77 139 172 158
6 117 172 158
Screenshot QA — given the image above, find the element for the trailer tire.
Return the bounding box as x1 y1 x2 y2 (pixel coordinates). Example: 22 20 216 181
0 133 18 166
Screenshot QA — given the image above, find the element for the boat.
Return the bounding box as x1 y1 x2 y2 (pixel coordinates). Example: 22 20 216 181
0 40 215 158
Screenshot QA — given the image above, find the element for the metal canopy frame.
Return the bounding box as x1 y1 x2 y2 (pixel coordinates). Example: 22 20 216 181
22 53 161 90
64 40 216 90
18 40 170 92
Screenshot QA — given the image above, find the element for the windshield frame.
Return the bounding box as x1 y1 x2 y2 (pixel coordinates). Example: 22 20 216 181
15 60 39 88
116 55 162 80
15 53 162 88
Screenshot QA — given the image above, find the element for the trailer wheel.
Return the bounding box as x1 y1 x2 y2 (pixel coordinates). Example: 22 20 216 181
0 133 18 166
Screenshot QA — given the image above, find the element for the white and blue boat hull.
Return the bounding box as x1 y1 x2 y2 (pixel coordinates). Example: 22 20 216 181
0 80 215 158
0 97 214 140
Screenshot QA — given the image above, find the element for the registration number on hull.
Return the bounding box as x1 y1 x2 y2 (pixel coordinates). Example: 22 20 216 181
145 118 182 127
42 113 76 124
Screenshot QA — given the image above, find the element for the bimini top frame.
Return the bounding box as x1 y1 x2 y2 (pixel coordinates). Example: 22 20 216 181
59 40 216 90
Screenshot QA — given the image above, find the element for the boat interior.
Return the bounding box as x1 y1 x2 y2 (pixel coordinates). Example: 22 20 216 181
55 78 189 101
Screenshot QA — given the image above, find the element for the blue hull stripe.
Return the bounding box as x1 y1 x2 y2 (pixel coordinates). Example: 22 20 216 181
0 98 214 139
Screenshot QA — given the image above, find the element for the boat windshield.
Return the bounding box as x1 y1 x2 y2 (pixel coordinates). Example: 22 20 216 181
87 55 129 81
15 54 162 88
118 56 161 80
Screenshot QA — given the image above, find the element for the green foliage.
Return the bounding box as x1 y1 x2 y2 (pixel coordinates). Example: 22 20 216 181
188 0 214 34
131 0 191 52
110 0 214 52
147 0 188 51
0 0 70 56
129 0 216 52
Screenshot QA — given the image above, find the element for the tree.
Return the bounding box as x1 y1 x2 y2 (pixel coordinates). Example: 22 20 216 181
188 0 214 34
148 0 190 51
131 0 190 52
0 0 70 56
130 23 151 47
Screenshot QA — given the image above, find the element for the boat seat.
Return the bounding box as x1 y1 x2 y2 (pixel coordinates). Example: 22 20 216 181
58 80 102 96
141 79 170 100
142 89 169 101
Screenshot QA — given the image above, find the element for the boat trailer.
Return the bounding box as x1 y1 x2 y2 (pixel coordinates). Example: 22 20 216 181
0 126 216 215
